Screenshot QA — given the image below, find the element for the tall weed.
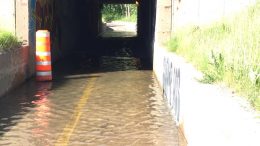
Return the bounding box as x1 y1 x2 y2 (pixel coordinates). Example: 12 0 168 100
0 31 21 52
167 1 260 110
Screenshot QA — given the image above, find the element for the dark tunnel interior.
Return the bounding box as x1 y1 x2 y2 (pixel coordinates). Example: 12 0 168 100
36 0 156 72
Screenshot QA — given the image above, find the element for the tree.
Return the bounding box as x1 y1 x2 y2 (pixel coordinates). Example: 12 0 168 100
102 4 137 22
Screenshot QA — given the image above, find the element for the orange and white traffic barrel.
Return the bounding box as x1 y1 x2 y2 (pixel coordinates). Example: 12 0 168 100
36 30 52 81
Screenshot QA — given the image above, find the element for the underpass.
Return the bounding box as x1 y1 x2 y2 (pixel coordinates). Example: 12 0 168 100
0 55 184 145
0 0 187 145
6 0 259 146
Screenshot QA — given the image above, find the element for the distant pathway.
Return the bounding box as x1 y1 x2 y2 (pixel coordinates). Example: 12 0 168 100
101 21 137 37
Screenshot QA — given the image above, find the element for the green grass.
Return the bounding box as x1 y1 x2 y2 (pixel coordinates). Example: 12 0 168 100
0 31 21 53
167 2 260 110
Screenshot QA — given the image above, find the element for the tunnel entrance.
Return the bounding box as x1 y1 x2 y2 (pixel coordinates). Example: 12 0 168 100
35 0 156 70
100 3 138 38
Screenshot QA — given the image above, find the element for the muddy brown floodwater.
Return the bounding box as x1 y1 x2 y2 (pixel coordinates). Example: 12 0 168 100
0 56 186 146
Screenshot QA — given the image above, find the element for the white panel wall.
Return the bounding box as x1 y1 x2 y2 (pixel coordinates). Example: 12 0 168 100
173 0 256 28
0 0 15 33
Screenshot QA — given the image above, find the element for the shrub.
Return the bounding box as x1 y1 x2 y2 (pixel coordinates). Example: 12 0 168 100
0 31 22 53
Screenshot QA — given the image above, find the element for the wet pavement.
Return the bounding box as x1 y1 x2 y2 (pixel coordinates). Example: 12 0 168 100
101 21 137 38
0 56 183 146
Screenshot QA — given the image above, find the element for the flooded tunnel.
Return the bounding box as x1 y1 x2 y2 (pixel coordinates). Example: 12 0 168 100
0 0 186 145
37 0 157 70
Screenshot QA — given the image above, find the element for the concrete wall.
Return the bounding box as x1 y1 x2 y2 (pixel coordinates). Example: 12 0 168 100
153 43 181 123
154 0 256 35
16 0 29 42
173 0 256 28
0 0 16 33
0 0 34 97
155 0 172 44
0 46 31 97
153 43 194 145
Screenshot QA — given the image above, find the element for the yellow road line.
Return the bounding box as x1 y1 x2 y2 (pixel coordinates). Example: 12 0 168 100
55 77 96 146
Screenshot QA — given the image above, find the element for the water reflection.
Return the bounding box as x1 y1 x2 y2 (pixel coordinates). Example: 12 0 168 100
0 81 54 145
31 82 52 142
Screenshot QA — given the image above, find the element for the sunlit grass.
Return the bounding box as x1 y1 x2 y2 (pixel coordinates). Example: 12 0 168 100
0 31 21 53
167 2 260 110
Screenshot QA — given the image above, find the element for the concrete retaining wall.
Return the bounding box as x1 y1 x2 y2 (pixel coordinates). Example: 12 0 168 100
153 44 190 144
153 43 181 123
0 1 35 98
0 45 32 97
153 43 208 145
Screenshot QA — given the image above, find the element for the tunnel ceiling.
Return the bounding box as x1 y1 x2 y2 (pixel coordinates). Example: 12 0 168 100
101 0 136 4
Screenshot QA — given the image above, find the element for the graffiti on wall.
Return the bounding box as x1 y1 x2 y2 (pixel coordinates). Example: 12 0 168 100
163 57 181 123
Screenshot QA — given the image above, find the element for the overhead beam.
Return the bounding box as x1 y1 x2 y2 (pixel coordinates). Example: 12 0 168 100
100 0 136 4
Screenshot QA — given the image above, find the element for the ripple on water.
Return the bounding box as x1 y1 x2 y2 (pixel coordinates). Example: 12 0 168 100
0 70 182 146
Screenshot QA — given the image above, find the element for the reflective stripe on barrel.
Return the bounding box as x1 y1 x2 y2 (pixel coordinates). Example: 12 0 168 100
36 30 52 81
36 61 52 71
36 71 52 76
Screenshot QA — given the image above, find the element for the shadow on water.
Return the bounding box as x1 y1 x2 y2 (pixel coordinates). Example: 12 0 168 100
0 81 50 137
